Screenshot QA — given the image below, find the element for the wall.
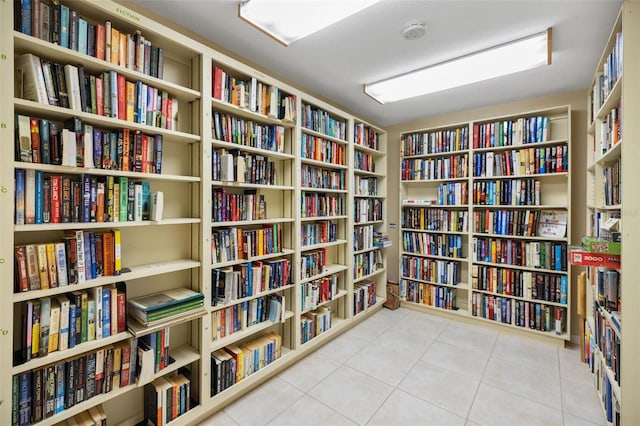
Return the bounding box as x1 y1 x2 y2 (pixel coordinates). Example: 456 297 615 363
386 89 587 340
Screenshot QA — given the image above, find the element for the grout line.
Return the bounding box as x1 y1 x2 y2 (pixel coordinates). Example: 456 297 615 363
557 346 566 426
465 329 500 422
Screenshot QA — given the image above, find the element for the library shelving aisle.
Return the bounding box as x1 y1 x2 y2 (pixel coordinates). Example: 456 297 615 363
352 120 388 319
209 61 297 400
297 100 350 346
7 0 207 424
399 123 471 316
469 107 571 339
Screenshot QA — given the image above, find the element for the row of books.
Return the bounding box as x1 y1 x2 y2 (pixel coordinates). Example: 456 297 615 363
15 169 160 225
472 115 550 149
472 293 511 324
354 281 377 315
592 31 623 113
354 224 376 252
301 133 346 166
15 230 120 293
300 249 326 280
301 103 346 140
300 306 332 344
301 192 344 218
473 208 542 237
472 144 568 177
127 287 204 327
402 232 464 259
400 254 462 286
585 325 620 426
301 274 339 312
401 207 468 233
400 155 468 181
211 294 285 341
300 221 338 247
513 301 566 335
52 404 106 426
354 123 380 151
17 54 179 130
354 175 378 196
13 340 134 425
15 1 165 78
144 371 193 426
437 182 468 206
598 106 621 156
591 210 620 242
212 149 277 185
212 188 266 223
603 158 621 206
373 232 391 249
210 224 285 264
595 268 620 313
213 111 286 154
210 332 282 396
354 250 382 280
212 259 291 305
301 164 345 191
400 279 458 311
354 198 383 223
16 283 126 365
400 127 469 156
591 305 621 383
139 327 172 374
354 151 375 172
471 179 541 206
472 237 568 272
16 114 164 173
212 66 296 122
471 265 568 304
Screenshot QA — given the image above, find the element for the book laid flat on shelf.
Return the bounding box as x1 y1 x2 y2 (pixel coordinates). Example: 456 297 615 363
128 288 204 326
537 210 568 237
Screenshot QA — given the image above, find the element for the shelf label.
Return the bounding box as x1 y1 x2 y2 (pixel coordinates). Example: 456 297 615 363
0 185 7 193
0 329 7 335
0 258 5 263
1 53 7 60
0 123 6 128
116 7 140 23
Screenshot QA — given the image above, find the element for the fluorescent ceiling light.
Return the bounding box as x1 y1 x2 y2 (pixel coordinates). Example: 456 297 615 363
364 28 552 104
239 0 380 46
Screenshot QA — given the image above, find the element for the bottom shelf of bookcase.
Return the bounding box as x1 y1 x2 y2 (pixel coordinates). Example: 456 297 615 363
471 314 569 340
400 300 469 318
138 344 200 387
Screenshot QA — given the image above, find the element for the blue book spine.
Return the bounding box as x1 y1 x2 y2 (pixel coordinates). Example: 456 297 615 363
136 81 143 124
78 18 88 55
59 4 69 49
40 119 51 164
93 129 102 169
69 306 77 348
21 0 32 35
54 363 65 414
555 245 562 271
18 372 31 426
89 232 97 279
102 288 111 337
154 135 163 174
15 169 25 225
35 170 44 224
82 174 91 222
561 276 568 304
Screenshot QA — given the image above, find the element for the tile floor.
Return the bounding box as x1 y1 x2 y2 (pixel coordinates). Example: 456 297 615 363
200 307 605 426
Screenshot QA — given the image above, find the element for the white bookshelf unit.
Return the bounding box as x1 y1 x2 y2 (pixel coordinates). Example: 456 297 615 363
399 105 572 341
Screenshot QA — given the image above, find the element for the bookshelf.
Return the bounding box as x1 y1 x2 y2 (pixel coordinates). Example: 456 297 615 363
0 1 389 424
352 120 388 318
399 106 572 340
297 99 350 346
581 4 640 424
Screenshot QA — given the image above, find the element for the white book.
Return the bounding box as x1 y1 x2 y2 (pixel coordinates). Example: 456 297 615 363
15 53 49 104
486 152 494 177
220 151 234 182
61 129 76 167
73 230 86 283
93 285 103 340
134 183 143 221
54 242 68 286
83 124 94 168
56 295 70 351
150 191 164 221
249 76 257 112
25 169 36 225
235 155 246 183
63 64 82 111
170 96 178 131
105 21 112 63
87 299 96 341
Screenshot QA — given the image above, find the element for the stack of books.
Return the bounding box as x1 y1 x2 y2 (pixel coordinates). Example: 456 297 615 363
128 288 204 327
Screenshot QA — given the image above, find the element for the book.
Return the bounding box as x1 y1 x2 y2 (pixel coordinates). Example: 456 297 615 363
128 288 204 313
15 53 48 104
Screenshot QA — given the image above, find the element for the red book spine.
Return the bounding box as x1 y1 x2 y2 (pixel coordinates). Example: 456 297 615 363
96 24 106 60
473 123 479 149
213 66 223 99
117 291 126 333
50 175 61 223
15 246 29 292
30 118 41 163
117 74 126 121
96 76 104 116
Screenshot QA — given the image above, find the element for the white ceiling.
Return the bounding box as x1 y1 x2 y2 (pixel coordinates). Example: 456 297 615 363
130 0 621 127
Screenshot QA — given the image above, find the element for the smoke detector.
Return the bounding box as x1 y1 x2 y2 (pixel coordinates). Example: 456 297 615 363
403 21 426 40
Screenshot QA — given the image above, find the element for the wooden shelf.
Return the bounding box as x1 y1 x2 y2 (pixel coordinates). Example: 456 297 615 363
211 180 294 191
210 218 294 228
300 239 348 251
301 290 348 315
471 232 567 241
128 308 207 337
300 187 348 194
401 149 468 160
210 284 295 313
353 169 384 177
472 138 568 153
353 267 387 284
15 218 201 232
473 261 568 275
211 249 295 269
300 264 348 284
137 344 201 387
473 172 568 180
400 251 467 262
471 288 567 308
210 311 294 352
596 76 623 120
301 127 348 145
354 143 385 156
402 176 469 184
400 276 469 290
211 97 296 128
400 228 467 235
211 139 294 160
596 139 622 165
300 215 348 222
300 157 348 170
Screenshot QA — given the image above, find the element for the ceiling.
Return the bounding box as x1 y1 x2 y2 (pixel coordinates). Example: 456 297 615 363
130 0 622 127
